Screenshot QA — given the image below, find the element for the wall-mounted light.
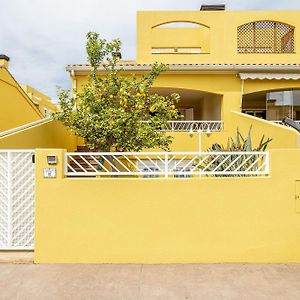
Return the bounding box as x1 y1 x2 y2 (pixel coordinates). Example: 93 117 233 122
47 155 57 165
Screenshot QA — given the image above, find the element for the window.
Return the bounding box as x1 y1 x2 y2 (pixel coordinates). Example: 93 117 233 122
151 21 210 54
237 21 294 53
153 22 201 28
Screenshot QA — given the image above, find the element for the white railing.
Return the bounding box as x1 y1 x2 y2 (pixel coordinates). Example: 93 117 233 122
65 151 269 178
142 121 223 132
0 117 52 138
272 120 300 126
165 121 223 132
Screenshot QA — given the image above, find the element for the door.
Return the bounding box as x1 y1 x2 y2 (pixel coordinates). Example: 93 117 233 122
0 150 35 249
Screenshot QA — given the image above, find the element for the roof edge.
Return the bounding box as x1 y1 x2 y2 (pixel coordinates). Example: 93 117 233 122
66 63 300 74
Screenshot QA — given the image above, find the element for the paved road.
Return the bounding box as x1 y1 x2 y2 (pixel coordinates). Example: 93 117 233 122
1 263 300 299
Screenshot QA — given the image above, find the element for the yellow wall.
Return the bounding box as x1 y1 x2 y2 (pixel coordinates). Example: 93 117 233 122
0 120 78 151
229 111 300 149
244 79 300 94
169 108 300 151
74 73 300 151
70 9 300 153
75 73 241 125
151 26 210 53
35 148 300 263
0 67 42 131
137 10 300 64
167 132 226 152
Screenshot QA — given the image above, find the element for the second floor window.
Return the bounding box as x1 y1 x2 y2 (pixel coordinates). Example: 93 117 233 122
237 21 294 54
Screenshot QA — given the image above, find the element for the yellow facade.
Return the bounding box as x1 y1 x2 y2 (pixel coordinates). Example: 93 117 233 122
67 9 300 153
136 10 300 65
21 84 57 117
0 58 43 131
11 9 300 263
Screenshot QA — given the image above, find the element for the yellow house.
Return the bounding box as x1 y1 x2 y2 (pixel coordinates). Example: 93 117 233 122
4 7 300 264
67 6 300 151
0 55 44 131
21 84 57 118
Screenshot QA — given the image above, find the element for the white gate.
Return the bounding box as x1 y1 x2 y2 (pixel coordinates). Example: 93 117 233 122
0 150 35 249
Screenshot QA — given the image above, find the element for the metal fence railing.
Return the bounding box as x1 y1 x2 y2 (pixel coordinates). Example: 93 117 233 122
164 121 223 132
65 151 269 178
141 121 223 132
272 120 300 126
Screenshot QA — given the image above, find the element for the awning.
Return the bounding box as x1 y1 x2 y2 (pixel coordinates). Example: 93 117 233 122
239 73 300 80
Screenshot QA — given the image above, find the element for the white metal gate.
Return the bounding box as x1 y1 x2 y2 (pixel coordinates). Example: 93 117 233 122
0 150 35 249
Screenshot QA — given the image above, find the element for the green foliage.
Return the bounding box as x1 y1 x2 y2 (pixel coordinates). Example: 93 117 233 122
203 127 272 176
208 126 272 152
54 32 180 151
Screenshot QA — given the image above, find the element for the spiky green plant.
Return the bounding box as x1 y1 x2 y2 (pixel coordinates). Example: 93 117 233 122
202 127 272 177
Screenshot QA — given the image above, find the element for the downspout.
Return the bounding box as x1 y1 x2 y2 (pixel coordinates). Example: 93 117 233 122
240 78 245 110
70 69 77 110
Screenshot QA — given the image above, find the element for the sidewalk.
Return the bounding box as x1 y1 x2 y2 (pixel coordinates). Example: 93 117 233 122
0 251 33 264
0 263 300 299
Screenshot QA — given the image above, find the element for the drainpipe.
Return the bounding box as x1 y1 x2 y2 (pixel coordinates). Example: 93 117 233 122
240 78 245 110
70 70 77 110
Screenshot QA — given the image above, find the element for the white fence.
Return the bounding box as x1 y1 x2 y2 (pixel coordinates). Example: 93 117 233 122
65 151 269 178
272 120 300 126
0 150 35 249
164 121 223 132
142 121 223 132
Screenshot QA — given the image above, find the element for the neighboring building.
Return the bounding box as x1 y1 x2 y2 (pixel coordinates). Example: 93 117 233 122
0 55 44 131
21 84 57 117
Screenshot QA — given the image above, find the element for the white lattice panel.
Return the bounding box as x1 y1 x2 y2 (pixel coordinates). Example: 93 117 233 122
0 151 34 249
0 152 9 247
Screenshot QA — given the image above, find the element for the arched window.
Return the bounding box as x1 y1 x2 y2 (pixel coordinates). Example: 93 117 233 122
151 21 210 54
152 21 202 28
237 21 294 53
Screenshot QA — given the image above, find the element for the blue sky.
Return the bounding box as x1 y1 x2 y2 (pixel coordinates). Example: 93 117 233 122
1 0 300 100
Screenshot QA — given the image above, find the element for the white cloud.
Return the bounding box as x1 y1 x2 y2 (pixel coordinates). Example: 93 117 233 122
0 0 299 100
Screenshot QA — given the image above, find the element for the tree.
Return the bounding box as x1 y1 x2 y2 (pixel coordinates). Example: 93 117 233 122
54 32 180 152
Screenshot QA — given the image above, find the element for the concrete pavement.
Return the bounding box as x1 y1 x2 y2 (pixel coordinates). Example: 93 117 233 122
1 263 300 299
0 251 33 264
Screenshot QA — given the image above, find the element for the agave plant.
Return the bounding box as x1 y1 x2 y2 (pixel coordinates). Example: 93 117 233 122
202 127 272 177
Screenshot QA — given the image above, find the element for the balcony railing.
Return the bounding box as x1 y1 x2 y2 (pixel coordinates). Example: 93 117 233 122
65 151 269 178
141 121 223 132
164 121 223 132
272 120 300 126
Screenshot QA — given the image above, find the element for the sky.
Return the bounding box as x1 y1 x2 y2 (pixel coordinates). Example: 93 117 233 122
1 0 300 101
